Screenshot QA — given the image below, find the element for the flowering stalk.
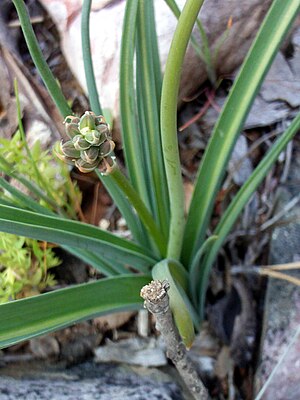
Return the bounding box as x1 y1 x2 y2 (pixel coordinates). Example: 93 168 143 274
161 0 205 260
57 112 167 257
108 165 167 257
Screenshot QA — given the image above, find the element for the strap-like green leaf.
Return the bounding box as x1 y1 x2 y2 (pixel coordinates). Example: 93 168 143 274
0 177 52 215
0 179 127 275
136 0 170 237
0 198 20 208
197 111 300 317
0 275 150 349
182 0 300 266
12 0 72 118
81 0 102 115
164 0 215 84
120 0 149 204
109 166 167 257
152 259 195 348
189 235 218 305
0 205 156 269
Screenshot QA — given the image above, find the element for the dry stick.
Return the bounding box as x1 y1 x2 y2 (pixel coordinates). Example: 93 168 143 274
140 280 209 400
231 262 300 286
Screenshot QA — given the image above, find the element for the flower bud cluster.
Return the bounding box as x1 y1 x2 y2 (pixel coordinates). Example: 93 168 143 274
56 111 115 173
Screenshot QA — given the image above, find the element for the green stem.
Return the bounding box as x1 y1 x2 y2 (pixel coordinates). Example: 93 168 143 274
119 0 150 205
161 0 204 260
108 165 167 257
195 20 216 85
12 0 72 118
164 0 215 85
95 169 147 246
81 0 102 115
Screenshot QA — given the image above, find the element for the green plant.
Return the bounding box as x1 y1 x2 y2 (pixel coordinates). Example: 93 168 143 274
0 86 83 304
0 81 82 219
0 0 299 351
0 233 59 303
165 0 216 85
0 130 82 218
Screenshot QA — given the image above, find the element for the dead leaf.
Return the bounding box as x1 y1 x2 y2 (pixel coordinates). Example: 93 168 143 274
93 311 135 332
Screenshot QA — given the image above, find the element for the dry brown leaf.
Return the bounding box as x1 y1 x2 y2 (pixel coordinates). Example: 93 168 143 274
93 311 135 332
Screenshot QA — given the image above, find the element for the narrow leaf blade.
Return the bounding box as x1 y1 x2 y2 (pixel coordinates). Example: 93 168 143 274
120 0 149 203
182 0 300 266
0 275 150 349
197 112 300 317
0 205 156 268
152 259 195 348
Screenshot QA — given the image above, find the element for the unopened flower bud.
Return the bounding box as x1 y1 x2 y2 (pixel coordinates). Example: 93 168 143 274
79 111 96 134
98 155 116 174
64 116 81 138
60 141 81 158
55 151 76 167
80 146 99 164
96 123 110 135
75 158 100 173
73 135 91 151
99 140 115 157
94 116 106 125
84 130 103 145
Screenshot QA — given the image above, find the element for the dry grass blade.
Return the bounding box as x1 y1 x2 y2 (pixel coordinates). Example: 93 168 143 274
231 262 300 286
263 262 300 271
260 269 300 286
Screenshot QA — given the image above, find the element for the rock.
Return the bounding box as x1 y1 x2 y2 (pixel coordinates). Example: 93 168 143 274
0 360 183 400
94 337 167 368
55 323 102 365
256 327 300 400
39 0 273 119
188 322 220 385
25 119 58 150
255 151 300 399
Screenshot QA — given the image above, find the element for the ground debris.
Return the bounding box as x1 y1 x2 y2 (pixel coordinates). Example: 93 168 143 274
94 337 167 368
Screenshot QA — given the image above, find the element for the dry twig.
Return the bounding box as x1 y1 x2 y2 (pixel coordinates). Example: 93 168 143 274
140 280 209 400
